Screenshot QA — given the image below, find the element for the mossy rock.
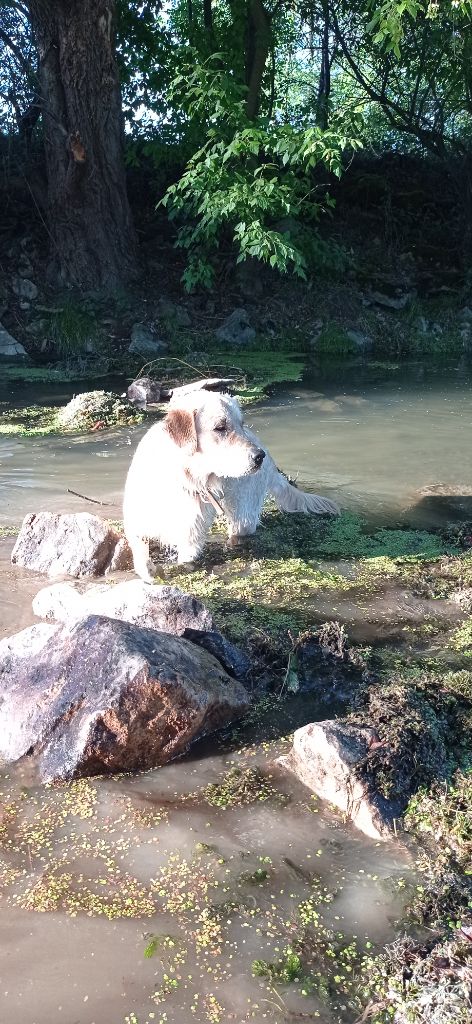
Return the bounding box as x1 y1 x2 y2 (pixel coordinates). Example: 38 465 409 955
0 390 144 436
56 390 143 431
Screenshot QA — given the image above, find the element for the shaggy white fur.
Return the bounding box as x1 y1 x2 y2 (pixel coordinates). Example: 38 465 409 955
123 391 339 580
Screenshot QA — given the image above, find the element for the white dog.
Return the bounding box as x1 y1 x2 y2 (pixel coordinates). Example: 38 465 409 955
123 390 339 581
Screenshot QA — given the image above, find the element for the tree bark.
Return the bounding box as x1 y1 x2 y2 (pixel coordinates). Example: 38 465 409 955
27 0 137 290
245 0 272 120
316 1 331 130
203 0 213 32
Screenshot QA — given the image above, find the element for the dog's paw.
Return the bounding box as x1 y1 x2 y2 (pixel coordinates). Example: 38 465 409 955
133 558 162 583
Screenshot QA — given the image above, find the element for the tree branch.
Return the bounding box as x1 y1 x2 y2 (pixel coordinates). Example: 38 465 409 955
0 24 30 74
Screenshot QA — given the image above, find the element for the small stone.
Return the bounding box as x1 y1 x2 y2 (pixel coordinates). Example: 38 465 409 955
128 323 168 356
215 308 256 346
0 323 28 361
12 277 38 301
126 377 162 408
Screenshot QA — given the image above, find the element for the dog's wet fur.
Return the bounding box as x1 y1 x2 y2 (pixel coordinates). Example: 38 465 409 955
123 391 339 581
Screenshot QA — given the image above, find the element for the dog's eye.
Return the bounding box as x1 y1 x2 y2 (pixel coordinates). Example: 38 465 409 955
214 422 227 433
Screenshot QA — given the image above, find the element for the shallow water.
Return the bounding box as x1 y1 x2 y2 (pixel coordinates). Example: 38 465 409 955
1 360 471 527
0 741 411 1024
0 359 470 1024
249 360 472 527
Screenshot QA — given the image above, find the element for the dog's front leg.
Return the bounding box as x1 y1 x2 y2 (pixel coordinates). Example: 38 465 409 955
174 495 216 564
175 541 205 564
221 471 267 544
129 535 157 583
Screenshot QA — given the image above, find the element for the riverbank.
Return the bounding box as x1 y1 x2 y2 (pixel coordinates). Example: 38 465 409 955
1 504 471 1021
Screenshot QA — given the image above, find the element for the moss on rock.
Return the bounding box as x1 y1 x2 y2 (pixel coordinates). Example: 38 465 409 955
0 390 144 436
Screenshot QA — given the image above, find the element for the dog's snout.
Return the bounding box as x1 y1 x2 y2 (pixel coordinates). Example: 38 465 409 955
252 447 265 469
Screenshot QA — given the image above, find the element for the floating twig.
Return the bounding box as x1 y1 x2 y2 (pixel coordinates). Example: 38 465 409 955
67 488 113 506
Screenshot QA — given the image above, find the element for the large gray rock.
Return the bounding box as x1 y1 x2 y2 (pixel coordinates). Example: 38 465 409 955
279 720 393 840
128 323 168 356
0 615 250 782
33 578 214 634
11 512 129 578
0 323 28 361
215 308 256 346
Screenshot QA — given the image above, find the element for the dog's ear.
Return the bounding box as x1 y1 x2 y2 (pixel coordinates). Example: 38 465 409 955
164 407 197 452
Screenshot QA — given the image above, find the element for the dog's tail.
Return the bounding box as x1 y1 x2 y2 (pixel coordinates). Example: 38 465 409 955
269 469 339 516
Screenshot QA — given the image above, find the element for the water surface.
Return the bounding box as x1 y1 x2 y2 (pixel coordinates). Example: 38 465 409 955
1 360 471 527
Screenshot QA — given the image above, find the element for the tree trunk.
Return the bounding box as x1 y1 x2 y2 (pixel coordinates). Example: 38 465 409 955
203 0 213 32
245 0 272 120
28 0 137 290
316 1 331 130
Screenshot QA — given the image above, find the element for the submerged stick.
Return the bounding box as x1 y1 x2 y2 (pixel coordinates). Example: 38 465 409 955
67 488 113 507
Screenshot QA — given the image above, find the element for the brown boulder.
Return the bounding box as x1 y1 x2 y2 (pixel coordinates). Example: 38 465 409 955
0 615 250 782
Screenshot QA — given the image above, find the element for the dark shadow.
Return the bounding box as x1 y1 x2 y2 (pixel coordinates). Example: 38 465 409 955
406 493 472 531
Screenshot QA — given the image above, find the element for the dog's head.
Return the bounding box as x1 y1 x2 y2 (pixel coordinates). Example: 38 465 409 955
164 392 265 480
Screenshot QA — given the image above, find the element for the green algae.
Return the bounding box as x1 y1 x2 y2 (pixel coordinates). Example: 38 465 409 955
164 509 459 651
317 510 451 560
0 778 165 920
200 765 286 809
135 349 306 405
0 349 305 438
448 617 472 657
0 404 59 436
0 391 144 436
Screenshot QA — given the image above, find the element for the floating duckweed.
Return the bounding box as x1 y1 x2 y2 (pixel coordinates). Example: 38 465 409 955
448 617 472 656
202 766 286 809
152 852 217 914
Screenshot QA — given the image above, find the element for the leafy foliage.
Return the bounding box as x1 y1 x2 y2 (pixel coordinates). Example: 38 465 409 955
2 0 472 283
161 54 359 288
